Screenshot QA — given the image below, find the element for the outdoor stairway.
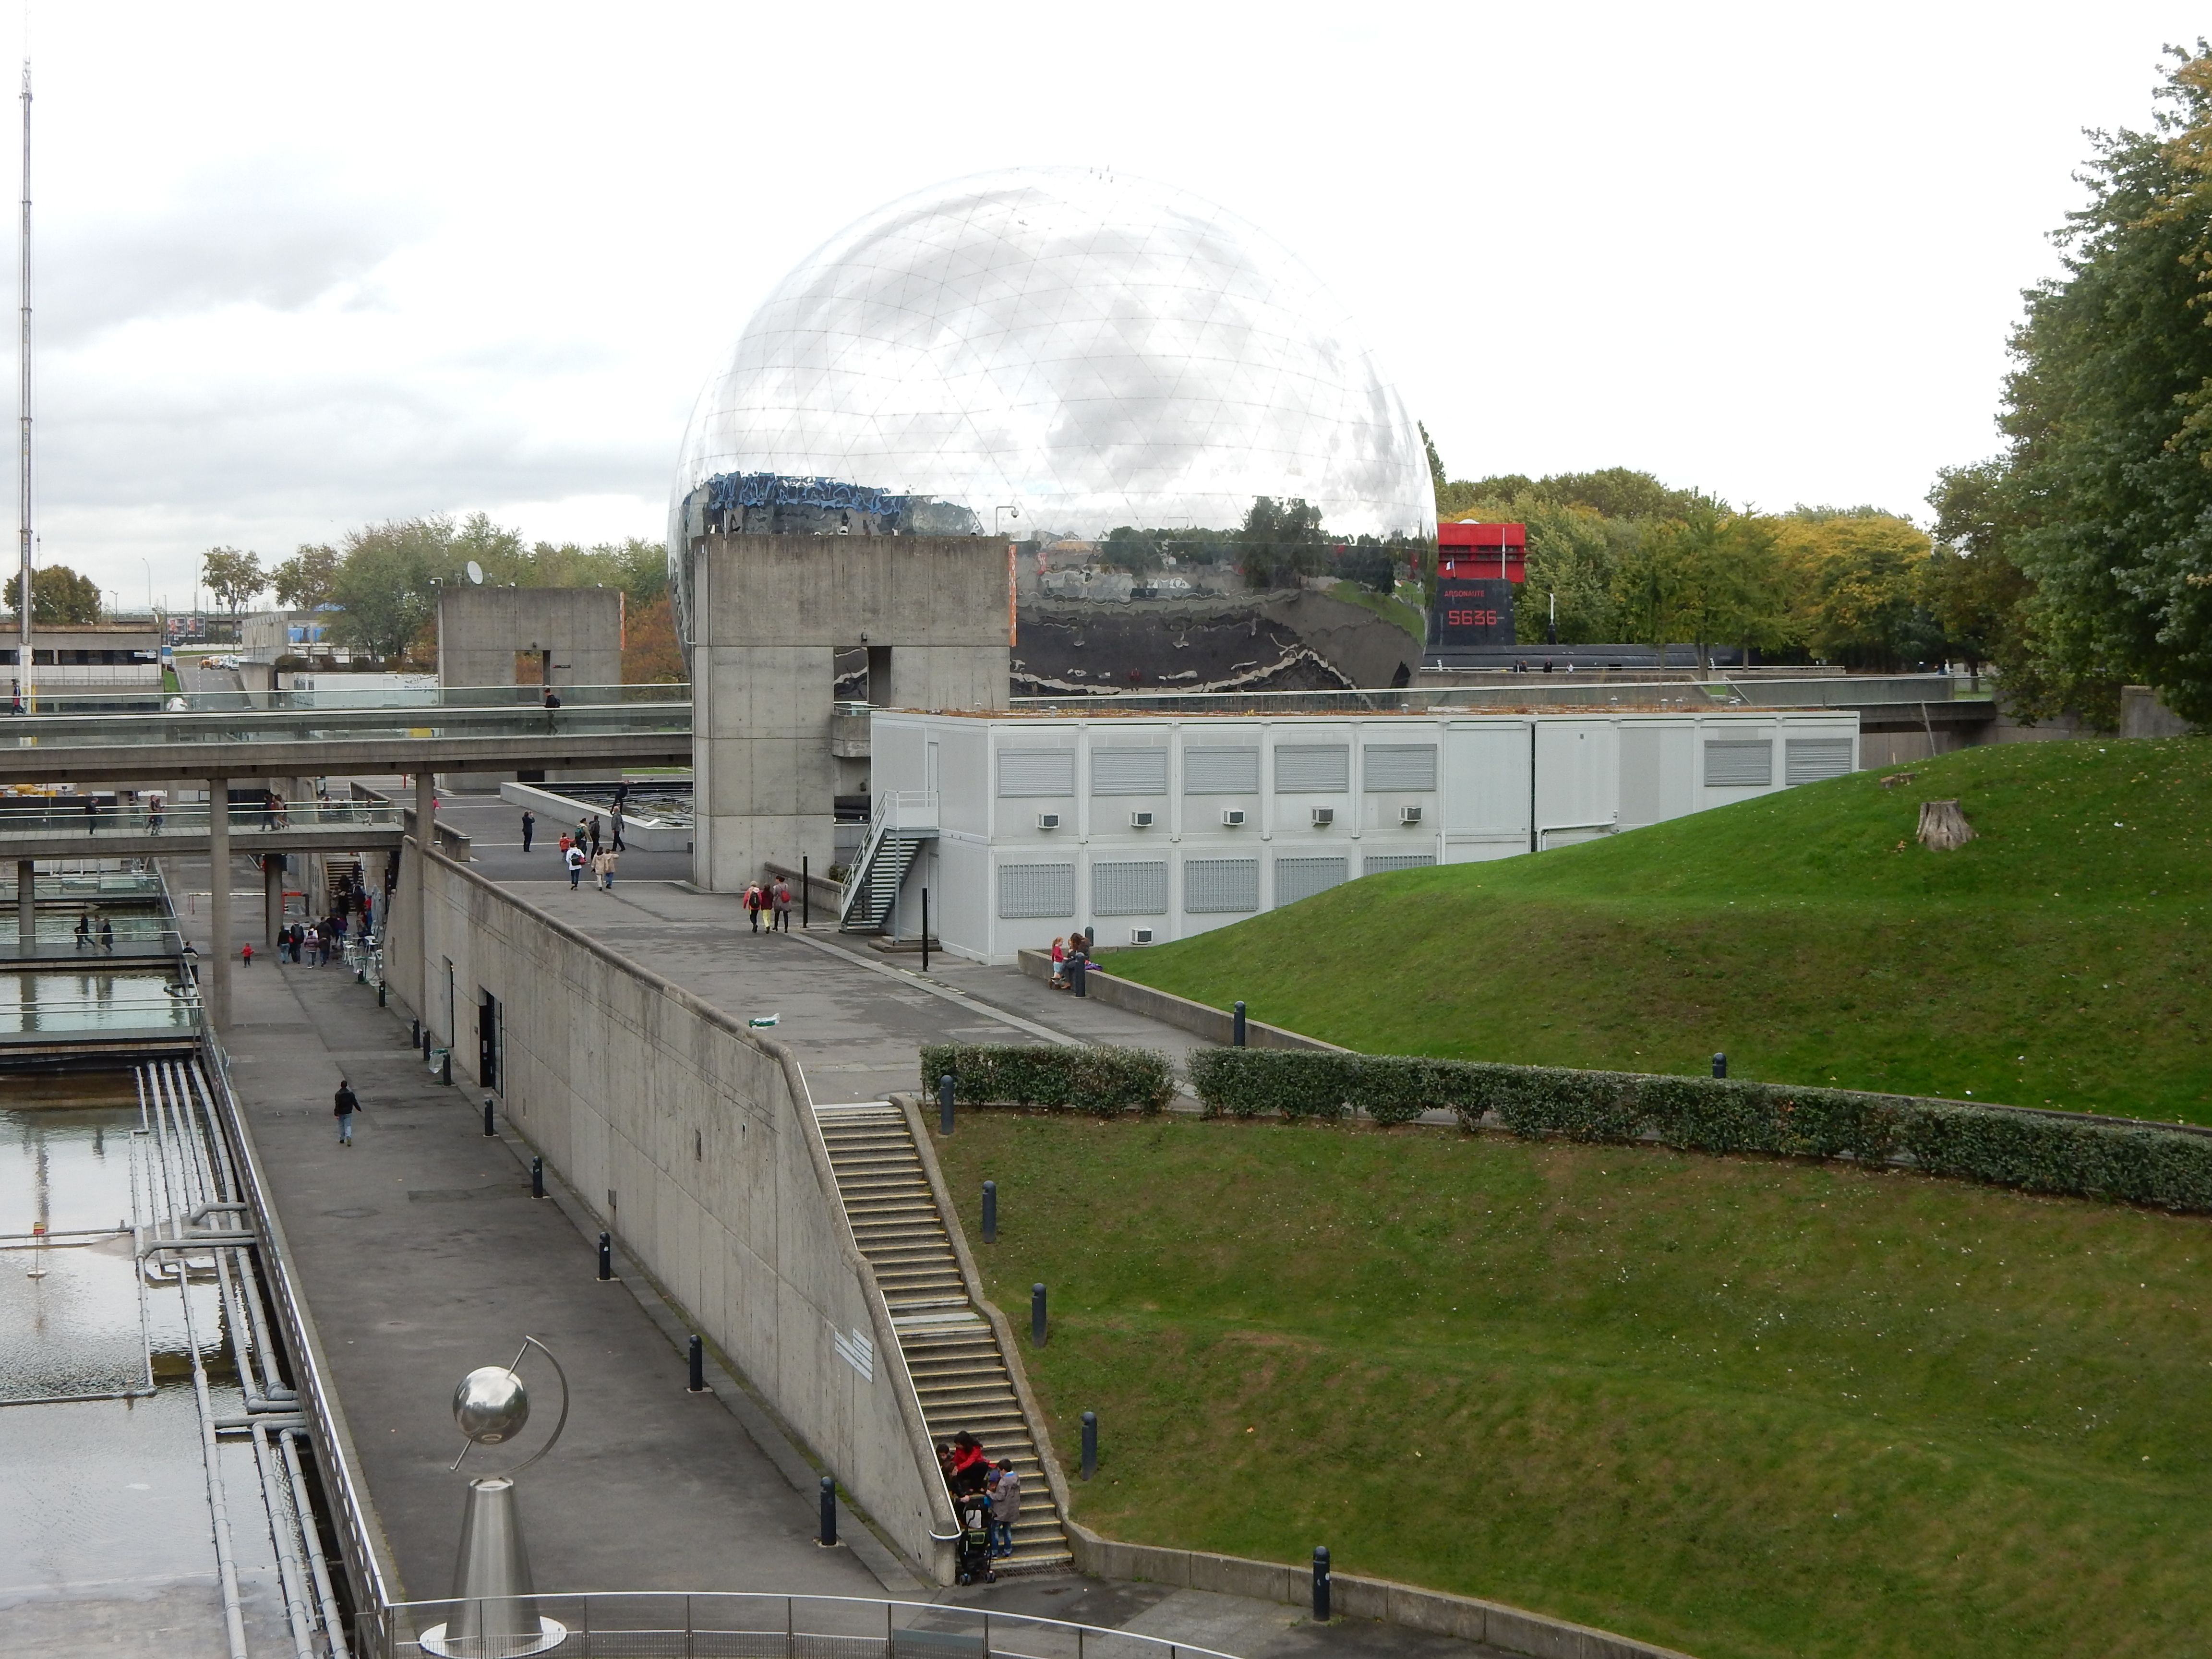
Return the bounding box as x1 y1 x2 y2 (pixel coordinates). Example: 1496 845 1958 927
839 833 921 932
814 1103 1073 1575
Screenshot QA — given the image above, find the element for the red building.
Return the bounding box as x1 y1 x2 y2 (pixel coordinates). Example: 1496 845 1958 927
1431 521 1525 648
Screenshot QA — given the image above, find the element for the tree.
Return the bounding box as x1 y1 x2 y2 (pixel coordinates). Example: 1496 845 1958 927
271 543 341 610
201 547 266 623
1944 46 2212 725
1419 421 1447 496
1775 512 1939 670
1923 461 2038 678
326 517 451 661
3 563 100 623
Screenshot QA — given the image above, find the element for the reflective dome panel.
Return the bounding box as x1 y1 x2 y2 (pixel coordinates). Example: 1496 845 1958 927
669 166 1434 550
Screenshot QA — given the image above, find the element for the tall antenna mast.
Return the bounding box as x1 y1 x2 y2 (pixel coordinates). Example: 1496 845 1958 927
14 56 28 711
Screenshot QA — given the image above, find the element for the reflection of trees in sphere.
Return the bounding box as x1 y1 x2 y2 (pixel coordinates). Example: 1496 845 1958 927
453 1366 530 1444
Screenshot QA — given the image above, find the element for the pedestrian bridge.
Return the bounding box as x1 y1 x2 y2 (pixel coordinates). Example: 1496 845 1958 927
0 797 415 861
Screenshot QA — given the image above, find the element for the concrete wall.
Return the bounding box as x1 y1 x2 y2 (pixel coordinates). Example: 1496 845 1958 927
690 535 1010 892
2122 685 2194 739
436 588 625 691
390 845 959 1577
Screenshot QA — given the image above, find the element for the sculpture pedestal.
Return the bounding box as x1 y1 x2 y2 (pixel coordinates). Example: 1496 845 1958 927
417 1477 566 1658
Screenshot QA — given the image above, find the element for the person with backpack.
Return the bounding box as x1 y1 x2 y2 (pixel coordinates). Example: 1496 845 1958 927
744 882 764 933
565 842 587 890
771 878 793 932
334 1079 359 1145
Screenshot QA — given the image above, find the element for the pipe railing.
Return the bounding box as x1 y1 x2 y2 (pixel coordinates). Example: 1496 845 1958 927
362 1592 1242 1659
0 800 406 834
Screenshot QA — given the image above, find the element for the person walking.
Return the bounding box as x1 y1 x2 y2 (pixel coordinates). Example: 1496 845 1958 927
261 790 279 830
520 810 535 852
84 792 97 835
333 1079 359 1146
565 842 587 891
241 941 254 969
587 815 602 858
73 910 92 950
98 917 113 954
610 807 625 853
592 844 618 891
771 878 793 933
146 791 164 833
988 1460 1022 1558
744 882 763 933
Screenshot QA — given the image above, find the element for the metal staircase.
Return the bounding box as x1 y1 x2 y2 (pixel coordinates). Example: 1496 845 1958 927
838 791 937 932
814 1103 1071 1574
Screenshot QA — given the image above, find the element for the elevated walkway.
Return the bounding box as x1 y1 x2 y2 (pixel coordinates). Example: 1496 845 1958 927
816 1102 1072 1575
0 798 409 860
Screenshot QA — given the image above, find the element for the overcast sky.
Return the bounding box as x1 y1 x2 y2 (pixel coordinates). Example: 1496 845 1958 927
8 1 2201 609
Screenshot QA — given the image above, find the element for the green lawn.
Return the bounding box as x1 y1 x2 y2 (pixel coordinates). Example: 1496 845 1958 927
1107 737 2212 1122
937 1113 2212 1659
1328 580 1425 639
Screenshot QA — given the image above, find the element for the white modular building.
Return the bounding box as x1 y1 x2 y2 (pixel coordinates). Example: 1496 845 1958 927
855 708 1860 964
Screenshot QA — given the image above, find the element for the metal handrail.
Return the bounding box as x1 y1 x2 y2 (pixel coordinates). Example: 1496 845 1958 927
364 1591 1243 1659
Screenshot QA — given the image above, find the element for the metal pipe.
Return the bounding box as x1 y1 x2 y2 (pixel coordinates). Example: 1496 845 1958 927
250 1418 320 1659
176 1199 252 1659
280 1426 352 1659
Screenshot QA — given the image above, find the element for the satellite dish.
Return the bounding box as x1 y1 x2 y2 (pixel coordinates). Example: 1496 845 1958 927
466 561 485 586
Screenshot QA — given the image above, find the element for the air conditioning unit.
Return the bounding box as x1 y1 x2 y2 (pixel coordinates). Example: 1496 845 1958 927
1399 805 1423 825
1129 810 1155 828
1130 927 1155 944
1310 806 1334 828
1220 809 1246 827
1036 812 1061 830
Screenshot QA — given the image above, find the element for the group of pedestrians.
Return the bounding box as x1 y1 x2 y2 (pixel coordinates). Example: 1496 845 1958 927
270 913 353 965
72 910 114 952
742 878 793 932
938 1432 1023 1558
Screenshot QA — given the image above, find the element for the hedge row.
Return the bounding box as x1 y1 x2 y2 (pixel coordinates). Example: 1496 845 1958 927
920 1044 1176 1116
1182 1049 2212 1213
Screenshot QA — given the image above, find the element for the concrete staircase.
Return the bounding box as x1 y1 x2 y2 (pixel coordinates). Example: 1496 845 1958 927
839 833 921 932
814 1103 1071 1575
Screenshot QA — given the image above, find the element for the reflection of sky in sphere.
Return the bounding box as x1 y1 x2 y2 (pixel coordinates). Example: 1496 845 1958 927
669 167 1434 544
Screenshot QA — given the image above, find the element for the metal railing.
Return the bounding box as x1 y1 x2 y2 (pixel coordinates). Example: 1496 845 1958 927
1009 672 1974 717
0 799 406 835
362 1592 1241 1659
0 696 693 750
12 681 691 715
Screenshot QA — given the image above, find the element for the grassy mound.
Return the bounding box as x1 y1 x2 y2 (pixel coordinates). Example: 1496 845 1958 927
938 1113 2212 1659
1109 736 2212 1121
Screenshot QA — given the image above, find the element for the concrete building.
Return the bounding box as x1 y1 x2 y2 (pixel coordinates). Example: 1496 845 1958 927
687 534 1010 891
856 706 1860 962
436 586 624 691
0 620 161 694
240 608 335 663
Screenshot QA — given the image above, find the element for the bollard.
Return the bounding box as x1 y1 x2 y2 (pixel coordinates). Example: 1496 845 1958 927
1031 1282 1047 1346
687 1334 706 1393
982 1180 997 1245
1081 1410 1097 1480
377 983 386 1007
818 1476 838 1547
1232 1000 1247 1047
411 1019 421 1048
939 1073 955 1136
597 1231 613 1281
1312 1546 1331 1621
802 855 810 931
482 1097 496 1138
921 888 930 974
1070 955 1086 998
440 1050 452 1087
531 1156 544 1200
1712 1051 1728 1079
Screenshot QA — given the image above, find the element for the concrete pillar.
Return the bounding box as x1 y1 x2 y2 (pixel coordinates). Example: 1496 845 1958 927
207 779 230 1028
415 771 436 1031
265 855 283 950
15 857 33 952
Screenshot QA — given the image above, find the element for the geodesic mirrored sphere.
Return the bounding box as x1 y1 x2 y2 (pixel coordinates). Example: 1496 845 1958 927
667 166 1435 649
453 1366 530 1444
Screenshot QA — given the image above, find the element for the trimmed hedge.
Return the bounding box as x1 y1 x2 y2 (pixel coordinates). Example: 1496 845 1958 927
919 1044 1175 1116
1180 1048 2212 1214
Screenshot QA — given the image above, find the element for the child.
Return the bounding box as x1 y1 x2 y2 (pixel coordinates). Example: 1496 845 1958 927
988 1459 1022 1558
1048 936 1066 988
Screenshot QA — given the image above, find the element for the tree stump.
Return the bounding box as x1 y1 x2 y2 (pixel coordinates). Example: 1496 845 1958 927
1918 799 1975 851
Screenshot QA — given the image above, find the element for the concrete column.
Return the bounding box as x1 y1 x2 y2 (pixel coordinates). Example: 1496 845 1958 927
264 855 283 950
415 771 436 1030
15 857 33 952
207 779 230 1028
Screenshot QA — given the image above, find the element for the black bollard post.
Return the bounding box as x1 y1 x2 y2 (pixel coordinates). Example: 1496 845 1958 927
687 1334 706 1393
802 855 810 931
482 1097 496 1137
818 1476 838 1547
1032 1282 1047 1346
1070 954 1086 998
1313 1546 1331 1621
377 983 386 1006
1713 1051 1728 1079
921 889 930 973
982 1180 997 1245
440 1050 452 1087
1081 1410 1097 1480
411 1018 421 1048
1232 1001 1247 1047
531 1156 544 1199
597 1231 613 1281
939 1073 955 1137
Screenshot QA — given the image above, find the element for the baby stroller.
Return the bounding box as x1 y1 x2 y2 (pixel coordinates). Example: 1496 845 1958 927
954 1492 997 1586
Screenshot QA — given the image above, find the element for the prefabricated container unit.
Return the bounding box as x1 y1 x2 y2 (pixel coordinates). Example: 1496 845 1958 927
868 708 1859 965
